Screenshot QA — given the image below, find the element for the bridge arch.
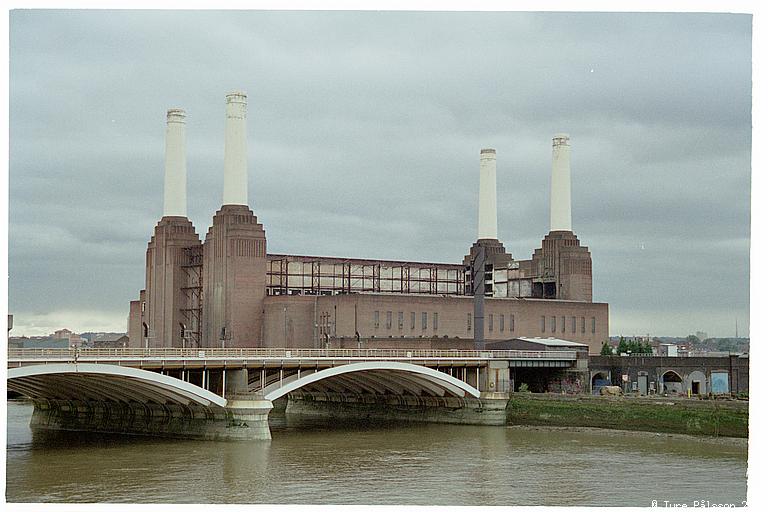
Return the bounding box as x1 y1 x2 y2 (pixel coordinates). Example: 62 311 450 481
8 363 227 408
262 361 482 402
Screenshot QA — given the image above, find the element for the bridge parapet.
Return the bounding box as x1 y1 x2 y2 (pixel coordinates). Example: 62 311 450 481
8 347 577 365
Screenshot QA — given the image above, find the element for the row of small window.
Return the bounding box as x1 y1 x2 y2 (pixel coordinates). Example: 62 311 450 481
466 313 515 332
374 311 438 330
540 315 596 334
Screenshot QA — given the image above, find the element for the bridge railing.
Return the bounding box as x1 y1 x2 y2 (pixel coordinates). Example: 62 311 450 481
7 347 578 361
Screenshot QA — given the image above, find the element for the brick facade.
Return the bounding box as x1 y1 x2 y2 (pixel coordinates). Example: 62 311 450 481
264 293 609 354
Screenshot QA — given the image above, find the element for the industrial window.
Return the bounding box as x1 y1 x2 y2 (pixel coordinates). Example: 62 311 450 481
581 317 586 333
467 313 472 331
374 311 380 328
386 311 392 329
510 314 515 332
398 311 404 329
433 312 438 330
411 312 416 329
551 316 556 333
571 316 576 333
591 317 596 333
500 314 505 332
540 316 546 332
488 314 494 332
561 316 566 333
422 312 428 330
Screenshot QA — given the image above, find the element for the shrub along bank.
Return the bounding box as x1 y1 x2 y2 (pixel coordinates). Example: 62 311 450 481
506 394 748 438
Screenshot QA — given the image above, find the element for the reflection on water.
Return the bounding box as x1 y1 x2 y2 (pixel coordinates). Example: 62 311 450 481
6 400 747 505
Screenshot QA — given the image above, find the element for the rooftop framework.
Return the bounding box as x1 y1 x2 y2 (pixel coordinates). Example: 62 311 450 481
266 254 465 296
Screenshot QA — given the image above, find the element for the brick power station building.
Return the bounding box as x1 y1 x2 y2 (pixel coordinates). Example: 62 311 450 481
127 92 609 353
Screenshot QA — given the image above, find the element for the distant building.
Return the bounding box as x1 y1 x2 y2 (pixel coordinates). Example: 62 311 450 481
91 334 129 348
658 344 678 357
9 337 69 349
51 329 86 348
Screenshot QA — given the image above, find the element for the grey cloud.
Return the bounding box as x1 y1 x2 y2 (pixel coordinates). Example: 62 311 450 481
9 10 751 337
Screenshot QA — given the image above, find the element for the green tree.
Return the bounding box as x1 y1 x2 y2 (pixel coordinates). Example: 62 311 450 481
600 342 613 355
618 336 628 354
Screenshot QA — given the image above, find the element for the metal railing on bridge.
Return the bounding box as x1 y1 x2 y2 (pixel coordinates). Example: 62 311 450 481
7 347 577 361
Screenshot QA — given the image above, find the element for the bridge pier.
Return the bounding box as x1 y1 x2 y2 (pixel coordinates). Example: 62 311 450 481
223 396 273 440
223 368 273 440
480 361 512 394
478 392 511 425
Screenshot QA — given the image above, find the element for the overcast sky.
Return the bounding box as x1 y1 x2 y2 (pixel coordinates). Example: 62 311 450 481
8 10 751 338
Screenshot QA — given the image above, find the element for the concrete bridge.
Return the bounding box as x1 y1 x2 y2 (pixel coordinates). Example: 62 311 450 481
8 347 580 440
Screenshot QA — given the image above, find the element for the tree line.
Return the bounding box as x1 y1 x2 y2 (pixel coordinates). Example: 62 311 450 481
600 336 653 355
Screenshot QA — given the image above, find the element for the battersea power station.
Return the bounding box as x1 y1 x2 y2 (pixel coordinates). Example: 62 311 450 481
127 92 609 354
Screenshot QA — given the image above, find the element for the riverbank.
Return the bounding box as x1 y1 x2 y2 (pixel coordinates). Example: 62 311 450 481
506 393 748 438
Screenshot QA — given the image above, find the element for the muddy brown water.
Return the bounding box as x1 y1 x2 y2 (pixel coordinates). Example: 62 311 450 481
6 400 747 506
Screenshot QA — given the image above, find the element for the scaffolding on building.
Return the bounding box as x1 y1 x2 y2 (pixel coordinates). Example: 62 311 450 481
180 246 203 348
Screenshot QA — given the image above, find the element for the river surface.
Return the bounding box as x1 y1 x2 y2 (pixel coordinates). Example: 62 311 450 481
6 400 747 506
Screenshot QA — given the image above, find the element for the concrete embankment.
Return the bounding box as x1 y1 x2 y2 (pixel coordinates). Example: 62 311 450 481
506 393 748 438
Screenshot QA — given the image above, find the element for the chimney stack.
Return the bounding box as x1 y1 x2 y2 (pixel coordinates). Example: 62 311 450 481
478 148 498 240
223 91 248 206
163 109 187 217
550 133 572 232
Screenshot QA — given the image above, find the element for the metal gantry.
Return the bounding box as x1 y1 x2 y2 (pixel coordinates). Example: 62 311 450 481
180 246 203 348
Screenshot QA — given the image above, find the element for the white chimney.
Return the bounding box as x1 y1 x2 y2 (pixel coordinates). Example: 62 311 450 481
163 109 187 217
223 91 248 205
478 148 498 240
550 133 572 232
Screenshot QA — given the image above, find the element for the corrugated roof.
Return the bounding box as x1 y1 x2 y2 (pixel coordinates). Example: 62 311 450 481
515 337 589 347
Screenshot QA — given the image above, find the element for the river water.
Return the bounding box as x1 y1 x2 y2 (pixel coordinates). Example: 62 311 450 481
6 400 747 506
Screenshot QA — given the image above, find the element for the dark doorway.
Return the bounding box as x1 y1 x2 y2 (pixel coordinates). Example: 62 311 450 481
691 381 701 395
